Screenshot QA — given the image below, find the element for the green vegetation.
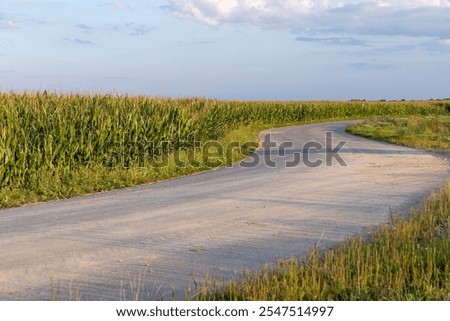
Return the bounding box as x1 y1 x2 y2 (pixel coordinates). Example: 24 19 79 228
347 116 450 150
0 92 448 208
194 115 450 301
1 92 449 300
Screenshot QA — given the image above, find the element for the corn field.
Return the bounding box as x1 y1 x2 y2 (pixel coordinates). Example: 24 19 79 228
0 92 448 191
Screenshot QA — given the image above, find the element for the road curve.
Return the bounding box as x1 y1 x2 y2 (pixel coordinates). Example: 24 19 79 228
0 121 448 300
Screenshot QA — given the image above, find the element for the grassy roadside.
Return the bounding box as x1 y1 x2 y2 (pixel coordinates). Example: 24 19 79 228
346 116 450 151
2 94 447 209
0 124 266 208
194 116 450 301
1 95 449 300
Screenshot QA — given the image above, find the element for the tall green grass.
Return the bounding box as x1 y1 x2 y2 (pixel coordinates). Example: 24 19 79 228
1 92 448 207
347 116 450 150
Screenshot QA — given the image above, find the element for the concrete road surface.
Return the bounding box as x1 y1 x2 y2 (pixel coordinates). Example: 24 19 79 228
0 121 448 300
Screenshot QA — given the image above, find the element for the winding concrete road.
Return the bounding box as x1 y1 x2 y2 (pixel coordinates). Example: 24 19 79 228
0 121 448 300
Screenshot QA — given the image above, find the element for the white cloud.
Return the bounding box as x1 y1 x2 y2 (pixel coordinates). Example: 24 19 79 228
171 0 315 27
0 19 15 29
315 4 450 38
402 0 450 7
169 0 450 40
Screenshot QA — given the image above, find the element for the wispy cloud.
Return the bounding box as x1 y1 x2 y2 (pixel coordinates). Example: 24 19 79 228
296 36 369 46
8 1 68 10
169 1 450 41
348 62 394 70
130 25 152 36
419 38 450 53
315 5 450 39
77 24 94 34
104 75 142 80
0 19 15 29
109 21 153 36
159 4 176 12
189 39 217 46
367 44 417 54
73 38 95 45
99 1 137 11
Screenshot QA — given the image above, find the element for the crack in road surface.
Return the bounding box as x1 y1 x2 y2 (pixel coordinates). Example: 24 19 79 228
0 121 448 300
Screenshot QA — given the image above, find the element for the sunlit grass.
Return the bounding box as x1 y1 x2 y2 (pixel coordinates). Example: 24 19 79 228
2 92 449 300
1 92 448 208
346 116 450 150
0 124 263 208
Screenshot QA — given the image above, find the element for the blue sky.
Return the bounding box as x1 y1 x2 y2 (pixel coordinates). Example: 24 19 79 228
0 0 449 100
